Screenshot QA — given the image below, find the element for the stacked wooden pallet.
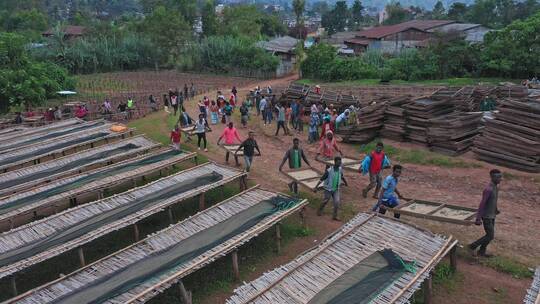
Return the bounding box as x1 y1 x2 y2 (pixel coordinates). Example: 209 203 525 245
381 96 412 141
497 85 528 99
404 98 454 144
320 90 339 107
427 112 483 155
338 94 359 108
336 101 387 143
473 99 540 172
283 82 309 99
431 87 461 100
452 86 476 112
304 90 321 107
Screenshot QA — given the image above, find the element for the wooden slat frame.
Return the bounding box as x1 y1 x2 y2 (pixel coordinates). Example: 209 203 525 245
388 199 477 225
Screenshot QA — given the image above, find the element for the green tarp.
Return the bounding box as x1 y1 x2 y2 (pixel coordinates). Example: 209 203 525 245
51 196 298 304
0 132 109 167
0 149 183 216
308 249 415 304
0 122 105 153
0 172 223 268
0 143 140 191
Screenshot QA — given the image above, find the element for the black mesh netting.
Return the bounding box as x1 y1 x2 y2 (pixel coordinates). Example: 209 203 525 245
0 172 224 268
308 249 416 304
0 122 103 153
0 143 141 191
0 132 110 167
51 196 300 304
0 149 183 216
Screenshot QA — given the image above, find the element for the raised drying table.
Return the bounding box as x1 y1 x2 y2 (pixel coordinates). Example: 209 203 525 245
0 148 197 231
4 187 308 304
0 162 246 281
227 213 457 304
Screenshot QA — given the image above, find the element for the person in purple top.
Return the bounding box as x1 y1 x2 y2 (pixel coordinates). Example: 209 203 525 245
468 169 502 257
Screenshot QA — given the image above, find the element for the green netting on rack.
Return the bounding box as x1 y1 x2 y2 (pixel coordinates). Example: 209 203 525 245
0 122 106 153
0 149 183 215
308 249 416 304
51 196 300 304
0 172 224 268
0 143 141 191
0 132 110 167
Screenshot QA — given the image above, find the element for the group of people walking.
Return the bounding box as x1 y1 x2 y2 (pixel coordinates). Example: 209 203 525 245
169 82 502 258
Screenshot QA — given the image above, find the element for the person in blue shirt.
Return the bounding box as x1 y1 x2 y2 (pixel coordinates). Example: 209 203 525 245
373 164 405 219
291 100 299 130
308 112 320 144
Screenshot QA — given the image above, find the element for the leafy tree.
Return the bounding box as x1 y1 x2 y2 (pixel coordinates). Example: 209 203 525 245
220 5 262 38
0 32 73 113
514 0 540 21
140 0 196 25
309 1 329 17
431 1 446 20
140 6 191 60
201 0 218 37
480 11 540 77
350 0 364 30
448 2 468 22
384 2 413 25
292 0 305 26
2 8 48 35
260 14 287 37
322 1 349 35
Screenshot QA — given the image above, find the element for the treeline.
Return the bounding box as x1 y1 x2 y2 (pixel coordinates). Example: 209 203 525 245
383 0 540 28
0 33 74 113
0 0 291 111
302 12 540 81
1 1 287 75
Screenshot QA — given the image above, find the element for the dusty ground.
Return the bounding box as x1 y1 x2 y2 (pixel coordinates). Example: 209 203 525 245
173 74 538 303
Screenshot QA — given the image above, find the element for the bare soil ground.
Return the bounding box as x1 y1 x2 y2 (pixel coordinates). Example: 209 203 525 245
157 74 537 303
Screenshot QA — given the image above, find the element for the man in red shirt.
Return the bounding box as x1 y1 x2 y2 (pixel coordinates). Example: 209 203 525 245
218 122 243 165
360 142 391 198
170 126 181 150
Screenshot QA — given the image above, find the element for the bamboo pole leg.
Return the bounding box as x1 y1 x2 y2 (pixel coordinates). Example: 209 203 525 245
10 275 17 297
275 223 282 254
177 280 192 304
167 207 174 224
198 193 205 211
232 250 240 281
133 224 140 242
449 245 457 272
132 179 137 188
78 247 86 267
299 206 307 229
97 190 104 200
423 275 433 304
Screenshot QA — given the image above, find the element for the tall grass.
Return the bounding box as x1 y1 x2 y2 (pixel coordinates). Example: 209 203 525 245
177 36 279 74
33 33 159 74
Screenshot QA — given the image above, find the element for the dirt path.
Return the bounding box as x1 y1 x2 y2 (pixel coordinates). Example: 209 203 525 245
178 74 537 303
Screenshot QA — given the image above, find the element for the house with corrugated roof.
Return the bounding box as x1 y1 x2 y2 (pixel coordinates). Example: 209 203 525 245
344 20 490 54
42 25 87 40
257 36 299 77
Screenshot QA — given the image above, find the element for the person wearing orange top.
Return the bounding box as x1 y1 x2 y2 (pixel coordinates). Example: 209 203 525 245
316 131 342 161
